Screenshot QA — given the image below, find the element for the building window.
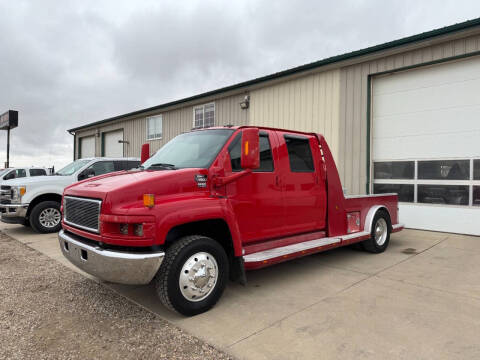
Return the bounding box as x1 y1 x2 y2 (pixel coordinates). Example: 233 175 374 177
147 115 162 140
193 103 215 129
373 158 480 206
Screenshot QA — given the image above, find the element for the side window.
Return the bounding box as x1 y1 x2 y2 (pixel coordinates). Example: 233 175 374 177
30 169 47 176
114 161 127 171
284 135 314 172
16 169 27 178
128 161 140 169
3 170 15 180
88 161 115 176
228 134 242 172
228 132 274 172
114 161 140 171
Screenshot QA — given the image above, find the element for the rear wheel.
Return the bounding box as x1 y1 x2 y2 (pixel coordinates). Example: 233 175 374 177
30 201 62 233
155 235 229 316
362 210 391 253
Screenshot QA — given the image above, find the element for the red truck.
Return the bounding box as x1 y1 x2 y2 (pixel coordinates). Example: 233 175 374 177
59 126 403 316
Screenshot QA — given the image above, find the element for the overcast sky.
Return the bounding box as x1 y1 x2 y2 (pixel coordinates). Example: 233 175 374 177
0 0 479 170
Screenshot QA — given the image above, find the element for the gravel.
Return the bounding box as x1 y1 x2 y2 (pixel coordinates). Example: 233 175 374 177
0 232 232 360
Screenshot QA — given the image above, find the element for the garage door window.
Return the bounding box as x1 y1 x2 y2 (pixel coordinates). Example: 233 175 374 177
374 159 480 207
147 115 162 140
418 160 469 180
474 160 480 180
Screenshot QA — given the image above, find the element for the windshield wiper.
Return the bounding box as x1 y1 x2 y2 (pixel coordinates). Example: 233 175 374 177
147 163 177 170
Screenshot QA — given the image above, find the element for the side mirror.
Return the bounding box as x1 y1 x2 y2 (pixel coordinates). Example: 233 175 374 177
240 128 260 170
141 143 150 164
78 168 95 181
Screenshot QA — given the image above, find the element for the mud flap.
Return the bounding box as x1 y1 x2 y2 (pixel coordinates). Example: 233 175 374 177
230 256 247 285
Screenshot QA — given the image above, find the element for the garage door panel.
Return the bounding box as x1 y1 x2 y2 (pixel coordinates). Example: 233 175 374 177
80 136 95 158
104 130 124 158
373 131 480 160
374 78 480 117
374 58 480 96
374 105 480 149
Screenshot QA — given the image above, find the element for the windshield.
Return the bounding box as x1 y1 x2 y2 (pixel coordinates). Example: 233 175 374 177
0 168 10 177
56 159 91 176
143 129 234 169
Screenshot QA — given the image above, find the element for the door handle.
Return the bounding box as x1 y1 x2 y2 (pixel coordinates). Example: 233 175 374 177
275 175 280 187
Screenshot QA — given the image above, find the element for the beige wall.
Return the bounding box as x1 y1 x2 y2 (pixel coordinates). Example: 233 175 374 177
339 33 480 195
249 69 341 162
75 92 249 159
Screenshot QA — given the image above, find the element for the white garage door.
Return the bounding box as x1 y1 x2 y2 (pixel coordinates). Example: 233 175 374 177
104 130 124 158
79 136 95 158
372 57 480 235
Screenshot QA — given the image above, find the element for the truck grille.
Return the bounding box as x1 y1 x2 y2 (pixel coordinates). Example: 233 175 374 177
63 196 102 233
1 186 11 203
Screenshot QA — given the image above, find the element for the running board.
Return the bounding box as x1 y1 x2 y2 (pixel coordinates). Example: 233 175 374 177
243 223 404 270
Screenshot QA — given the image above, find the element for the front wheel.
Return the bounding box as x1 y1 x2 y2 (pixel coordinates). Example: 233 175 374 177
29 201 62 233
155 235 229 316
362 210 391 253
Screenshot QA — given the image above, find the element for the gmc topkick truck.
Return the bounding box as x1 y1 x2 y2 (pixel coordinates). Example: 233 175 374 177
59 126 403 316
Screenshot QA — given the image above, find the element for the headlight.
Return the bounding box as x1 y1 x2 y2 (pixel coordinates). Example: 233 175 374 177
11 186 26 203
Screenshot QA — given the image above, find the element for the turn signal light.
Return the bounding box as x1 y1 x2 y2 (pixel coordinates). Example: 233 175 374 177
19 187 26 196
143 194 155 208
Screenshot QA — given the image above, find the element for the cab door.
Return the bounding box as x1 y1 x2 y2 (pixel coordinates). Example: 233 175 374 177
275 131 327 235
225 130 284 243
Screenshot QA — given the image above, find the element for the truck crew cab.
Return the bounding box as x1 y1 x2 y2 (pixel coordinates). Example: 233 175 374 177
59 126 403 316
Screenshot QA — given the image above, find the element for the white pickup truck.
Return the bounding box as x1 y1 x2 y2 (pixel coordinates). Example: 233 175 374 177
0 157 140 233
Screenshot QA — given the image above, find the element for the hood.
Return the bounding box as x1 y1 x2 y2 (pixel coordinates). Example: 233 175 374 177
1 175 67 187
65 168 208 212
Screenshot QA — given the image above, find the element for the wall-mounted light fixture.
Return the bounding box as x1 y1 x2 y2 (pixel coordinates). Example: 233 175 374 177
240 95 250 109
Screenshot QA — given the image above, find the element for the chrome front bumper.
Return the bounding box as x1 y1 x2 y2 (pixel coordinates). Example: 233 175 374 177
0 203 29 218
58 230 165 285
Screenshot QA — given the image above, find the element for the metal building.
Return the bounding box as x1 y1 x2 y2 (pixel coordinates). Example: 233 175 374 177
68 18 480 235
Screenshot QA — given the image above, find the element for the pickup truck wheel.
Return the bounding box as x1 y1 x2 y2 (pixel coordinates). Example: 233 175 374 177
362 210 391 254
155 235 229 316
30 201 62 233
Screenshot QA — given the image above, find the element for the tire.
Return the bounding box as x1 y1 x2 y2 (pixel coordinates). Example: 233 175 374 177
29 201 62 233
155 235 229 316
362 210 391 253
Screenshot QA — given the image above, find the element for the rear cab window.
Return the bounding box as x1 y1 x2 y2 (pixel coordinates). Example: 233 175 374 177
283 135 315 172
30 169 47 176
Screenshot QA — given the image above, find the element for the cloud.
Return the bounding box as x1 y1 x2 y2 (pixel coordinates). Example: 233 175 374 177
0 0 478 169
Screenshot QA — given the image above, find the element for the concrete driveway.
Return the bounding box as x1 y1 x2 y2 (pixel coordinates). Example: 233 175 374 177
2 222 480 359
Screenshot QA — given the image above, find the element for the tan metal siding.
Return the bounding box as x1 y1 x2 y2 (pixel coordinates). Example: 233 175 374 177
74 93 249 158
339 34 480 195
249 69 341 162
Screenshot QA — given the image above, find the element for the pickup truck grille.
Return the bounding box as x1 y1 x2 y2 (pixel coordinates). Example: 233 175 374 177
1 186 11 203
63 196 102 233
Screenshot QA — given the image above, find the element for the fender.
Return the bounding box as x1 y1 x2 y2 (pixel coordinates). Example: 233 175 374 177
155 196 243 256
23 186 65 205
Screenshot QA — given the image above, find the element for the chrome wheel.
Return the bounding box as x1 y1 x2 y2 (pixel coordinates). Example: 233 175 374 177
38 208 61 228
179 252 218 302
374 218 388 246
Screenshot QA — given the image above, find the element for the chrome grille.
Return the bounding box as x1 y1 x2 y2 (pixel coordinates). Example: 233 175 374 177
64 196 101 233
1 186 11 204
